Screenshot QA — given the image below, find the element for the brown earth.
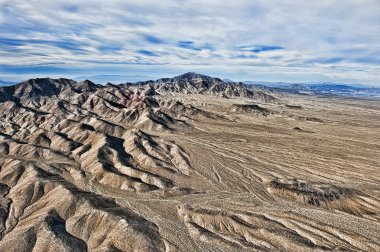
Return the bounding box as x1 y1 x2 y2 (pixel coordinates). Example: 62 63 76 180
0 75 379 251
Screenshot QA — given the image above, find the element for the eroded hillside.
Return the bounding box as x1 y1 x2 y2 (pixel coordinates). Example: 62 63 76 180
0 74 379 251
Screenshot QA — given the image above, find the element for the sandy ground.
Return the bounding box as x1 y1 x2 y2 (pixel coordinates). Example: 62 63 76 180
122 94 380 251
0 90 379 251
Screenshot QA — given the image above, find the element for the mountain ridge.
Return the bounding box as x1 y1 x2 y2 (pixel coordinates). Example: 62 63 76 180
1 73 276 102
0 72 380 251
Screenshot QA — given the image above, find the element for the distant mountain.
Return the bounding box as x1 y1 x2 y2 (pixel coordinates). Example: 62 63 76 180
0 73 276 103
134 72 276 102
0 80 16 86
244 81 380 98
0 78 100 102
222 78 235 83
244 81 295 87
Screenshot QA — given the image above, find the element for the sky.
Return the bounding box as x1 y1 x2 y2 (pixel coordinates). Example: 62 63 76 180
0 0 380 85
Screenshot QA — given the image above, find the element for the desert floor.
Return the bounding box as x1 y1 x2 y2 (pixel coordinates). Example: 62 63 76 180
1 93 380 251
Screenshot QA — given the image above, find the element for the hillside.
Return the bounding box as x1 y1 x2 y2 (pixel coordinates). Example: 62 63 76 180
0 74 379 251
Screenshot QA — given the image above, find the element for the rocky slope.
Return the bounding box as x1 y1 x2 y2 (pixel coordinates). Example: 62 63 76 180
134 72 276 102
0 74 379 251
0 74 275 251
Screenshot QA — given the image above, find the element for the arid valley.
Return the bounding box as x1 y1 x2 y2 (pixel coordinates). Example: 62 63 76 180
0 73 379 251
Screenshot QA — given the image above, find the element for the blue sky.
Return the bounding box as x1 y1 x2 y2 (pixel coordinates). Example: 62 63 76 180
0 0 380 85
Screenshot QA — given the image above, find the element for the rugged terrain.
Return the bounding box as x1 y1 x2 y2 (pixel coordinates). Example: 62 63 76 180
0 73 379 251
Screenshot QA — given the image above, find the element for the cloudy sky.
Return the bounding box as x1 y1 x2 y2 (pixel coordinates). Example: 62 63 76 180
1 0 380 85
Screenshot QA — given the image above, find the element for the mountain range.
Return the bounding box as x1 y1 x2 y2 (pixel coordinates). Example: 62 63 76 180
0 72 379 251
0 80 16 86
0 72 276 103
244 81 380 98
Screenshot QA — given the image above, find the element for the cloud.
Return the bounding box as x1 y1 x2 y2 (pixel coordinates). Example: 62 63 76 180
0 37 90 53
0 0 380 85
177 41 201 51
143 35 165 44
304 57 345 64
136 50 158 57
98 44 123 54
63 4 79 13
239 45 284 53
178 41 195 49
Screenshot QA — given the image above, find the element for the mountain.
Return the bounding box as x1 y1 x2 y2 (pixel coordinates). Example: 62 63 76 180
0 73 379 251
0 78 99 102
244 80 380 98
135 72 276 102
222 78 235 83
0 74 275 134
0 73 276 102
0 74 274 251
0 80 16 86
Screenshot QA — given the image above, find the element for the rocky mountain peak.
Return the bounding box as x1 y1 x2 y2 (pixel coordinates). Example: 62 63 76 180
75 79 99 92
13 78 73 99
174 72 223 83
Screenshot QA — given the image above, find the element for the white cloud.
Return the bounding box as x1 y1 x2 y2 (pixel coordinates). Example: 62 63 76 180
0 0 380 84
